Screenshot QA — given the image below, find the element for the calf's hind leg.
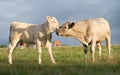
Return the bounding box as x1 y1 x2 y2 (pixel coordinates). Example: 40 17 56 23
106 36 111 59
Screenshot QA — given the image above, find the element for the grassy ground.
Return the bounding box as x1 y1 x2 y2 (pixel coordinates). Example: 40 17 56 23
0 46 120 75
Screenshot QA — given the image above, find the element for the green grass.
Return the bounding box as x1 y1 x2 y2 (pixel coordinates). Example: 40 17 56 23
0 46 120 75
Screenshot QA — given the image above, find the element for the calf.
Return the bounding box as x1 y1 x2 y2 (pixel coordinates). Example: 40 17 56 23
56 17 111 62
8 16 59 64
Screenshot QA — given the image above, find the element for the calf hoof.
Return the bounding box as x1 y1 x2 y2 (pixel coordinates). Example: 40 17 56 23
8 61 12 64
38 62 42 65
108 55 111 59
52 61 56 64
98 57 101 61
91 59 95 63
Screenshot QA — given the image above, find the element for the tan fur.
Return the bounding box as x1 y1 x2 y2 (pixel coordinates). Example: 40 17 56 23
57 17 111 62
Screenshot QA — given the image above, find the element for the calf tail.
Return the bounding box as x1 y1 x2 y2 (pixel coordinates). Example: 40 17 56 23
9 25 12 43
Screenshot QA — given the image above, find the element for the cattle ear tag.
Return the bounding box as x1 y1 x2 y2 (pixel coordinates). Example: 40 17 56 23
69 22 75 29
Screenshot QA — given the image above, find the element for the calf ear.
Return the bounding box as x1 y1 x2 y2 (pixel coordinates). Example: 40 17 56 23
47 16 51 22
68 22 75 29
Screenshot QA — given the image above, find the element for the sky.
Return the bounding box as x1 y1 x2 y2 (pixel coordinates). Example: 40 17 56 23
0 0 120 46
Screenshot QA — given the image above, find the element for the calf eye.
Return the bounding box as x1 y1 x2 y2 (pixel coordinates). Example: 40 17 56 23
64 27 67 29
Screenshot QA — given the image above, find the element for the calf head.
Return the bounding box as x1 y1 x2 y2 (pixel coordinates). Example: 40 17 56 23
46 16 60 33
56 21 75 37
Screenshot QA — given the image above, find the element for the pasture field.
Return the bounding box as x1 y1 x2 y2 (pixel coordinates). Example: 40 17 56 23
0 46 120 75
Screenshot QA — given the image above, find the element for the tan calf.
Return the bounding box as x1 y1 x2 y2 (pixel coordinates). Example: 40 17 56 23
56 17 111 63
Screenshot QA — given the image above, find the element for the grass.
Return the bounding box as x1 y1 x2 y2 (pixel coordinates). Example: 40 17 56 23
0 46 120 75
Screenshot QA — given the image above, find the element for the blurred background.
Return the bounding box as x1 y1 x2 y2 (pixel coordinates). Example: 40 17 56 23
0 0 120 46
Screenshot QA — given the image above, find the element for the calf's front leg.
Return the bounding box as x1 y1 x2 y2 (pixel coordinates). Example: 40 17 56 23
36 39 42 64
83 44 88 63
96 43 102 60
90 41 96 62
46 41 56 64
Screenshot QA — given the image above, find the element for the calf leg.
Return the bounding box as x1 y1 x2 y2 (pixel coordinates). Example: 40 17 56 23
96 43 102 60
46 41 56 64
36 39 42 64
90 41 96 62
106 36 111 59
8 39 19 64
83 44 88 63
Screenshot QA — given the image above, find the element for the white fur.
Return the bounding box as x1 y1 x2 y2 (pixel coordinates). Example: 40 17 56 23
8 16 59 64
